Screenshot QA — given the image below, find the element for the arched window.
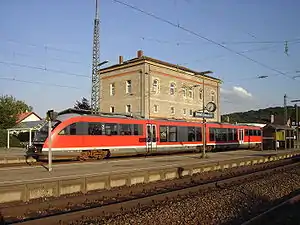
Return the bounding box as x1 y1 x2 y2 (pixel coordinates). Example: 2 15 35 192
182 88 187 97
152 79 159 93
170 82 176 95
188 88 193 98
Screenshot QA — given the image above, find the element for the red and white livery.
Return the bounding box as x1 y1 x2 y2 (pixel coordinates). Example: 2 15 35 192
27 109 263 160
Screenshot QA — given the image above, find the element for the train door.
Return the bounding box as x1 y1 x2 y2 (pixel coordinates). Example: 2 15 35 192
146 124 157 153
238 129 244 145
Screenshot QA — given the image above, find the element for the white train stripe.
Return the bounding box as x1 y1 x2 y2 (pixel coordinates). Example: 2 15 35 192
41 142 261 152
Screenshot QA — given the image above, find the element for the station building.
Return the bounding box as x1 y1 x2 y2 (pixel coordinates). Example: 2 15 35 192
98 50 222 122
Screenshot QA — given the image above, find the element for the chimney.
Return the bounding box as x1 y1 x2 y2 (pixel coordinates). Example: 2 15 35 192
271 114 274 123
119 56 123 64
137 50 143 58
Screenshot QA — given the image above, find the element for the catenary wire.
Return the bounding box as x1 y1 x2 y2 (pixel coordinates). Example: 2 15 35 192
113 0 299 81
0 60 90 78
0 77 83 89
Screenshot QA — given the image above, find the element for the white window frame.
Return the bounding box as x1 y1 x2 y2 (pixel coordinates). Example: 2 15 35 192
188 88 193 98
110 83 115 96
110 106 115 113
170 82 176 95
126 104 131 113
211 91 215 102
182 88 187 98
126 80 132 94
154 104 158 113
152 79 159 94
171 106 175 114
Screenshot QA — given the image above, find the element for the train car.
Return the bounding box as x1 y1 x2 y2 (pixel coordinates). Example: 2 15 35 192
27 109 262 161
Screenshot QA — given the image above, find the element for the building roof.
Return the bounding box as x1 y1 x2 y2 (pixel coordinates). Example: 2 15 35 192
100 53 221 82
263 123 294 130
16 112 42 124
7 120 46 132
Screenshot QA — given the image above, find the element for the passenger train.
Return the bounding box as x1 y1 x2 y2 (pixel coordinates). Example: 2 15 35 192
27 108 263 161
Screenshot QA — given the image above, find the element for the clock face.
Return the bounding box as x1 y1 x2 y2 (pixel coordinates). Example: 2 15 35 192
206 102 217 112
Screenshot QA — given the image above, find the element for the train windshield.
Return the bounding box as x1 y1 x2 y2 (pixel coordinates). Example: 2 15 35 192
33 120 61 142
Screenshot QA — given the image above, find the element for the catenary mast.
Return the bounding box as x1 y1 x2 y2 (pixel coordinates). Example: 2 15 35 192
91 0 100 113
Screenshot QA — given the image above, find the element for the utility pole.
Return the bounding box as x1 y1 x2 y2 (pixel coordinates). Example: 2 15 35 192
284 94 287 125
91 0 100 114
202 78 206 158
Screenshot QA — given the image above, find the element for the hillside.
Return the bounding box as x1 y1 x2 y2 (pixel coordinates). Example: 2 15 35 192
221 106 298 124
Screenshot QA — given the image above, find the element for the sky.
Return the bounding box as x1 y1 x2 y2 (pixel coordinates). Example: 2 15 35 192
0 0 300 117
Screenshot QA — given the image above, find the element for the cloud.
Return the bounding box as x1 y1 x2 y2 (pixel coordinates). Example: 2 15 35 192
221 86 252 99
220 86 255 114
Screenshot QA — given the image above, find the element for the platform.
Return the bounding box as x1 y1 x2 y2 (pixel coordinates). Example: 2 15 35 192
0 149 299 204
0 147 36 164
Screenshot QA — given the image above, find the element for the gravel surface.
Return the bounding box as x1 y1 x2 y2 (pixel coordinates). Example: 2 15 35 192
250 201 300 225
74 167 300 225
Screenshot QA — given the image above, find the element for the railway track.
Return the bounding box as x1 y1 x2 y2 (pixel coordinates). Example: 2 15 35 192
241 192 300 225
2 157 299 225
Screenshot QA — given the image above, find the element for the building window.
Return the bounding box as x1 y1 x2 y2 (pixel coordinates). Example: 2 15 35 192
182 88 187 98
110 83 115 96
110 106 115 113
211 91 215 102
171 107 175 114
170 82 176 95
188 88 193 98
154 104 158 113
189 109 193 116
183 108 186 115
126 80 132 94
152 79 159 93
199 90 203 100
126 104 131 113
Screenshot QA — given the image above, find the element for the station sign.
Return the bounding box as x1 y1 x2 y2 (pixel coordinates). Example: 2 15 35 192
193 111 214 118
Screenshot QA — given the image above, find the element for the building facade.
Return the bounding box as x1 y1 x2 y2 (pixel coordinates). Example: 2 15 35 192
99 50 222 122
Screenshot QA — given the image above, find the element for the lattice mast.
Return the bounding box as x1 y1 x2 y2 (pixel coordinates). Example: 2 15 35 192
91 0 100 113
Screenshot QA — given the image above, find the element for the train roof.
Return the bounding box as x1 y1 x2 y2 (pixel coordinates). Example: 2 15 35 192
56 108 262 128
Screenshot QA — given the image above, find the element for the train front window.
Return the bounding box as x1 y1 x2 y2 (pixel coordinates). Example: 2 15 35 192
33 121 61 142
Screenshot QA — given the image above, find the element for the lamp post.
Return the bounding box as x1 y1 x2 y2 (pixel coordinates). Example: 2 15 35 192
291 99 300 149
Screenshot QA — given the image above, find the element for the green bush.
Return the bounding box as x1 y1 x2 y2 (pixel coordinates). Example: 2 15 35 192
0 129 22 148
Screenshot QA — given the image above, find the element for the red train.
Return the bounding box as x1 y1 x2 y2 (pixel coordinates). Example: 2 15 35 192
27 109 263 161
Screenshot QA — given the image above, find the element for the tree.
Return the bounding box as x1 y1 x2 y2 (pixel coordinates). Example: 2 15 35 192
74 97 91 110
0 95 33 129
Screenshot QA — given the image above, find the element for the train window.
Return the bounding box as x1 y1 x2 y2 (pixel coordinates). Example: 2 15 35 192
209 128 215 141
133 124 143 135
169 126 177 142
245 129 249 136
88 122 103 135
188 127 195 141
119 124 132 135
195 127 202 141
105 123 118 135
160 126 168 142
233 129 238 140
257 130 262 136
228 129 234 141
70 123 76 135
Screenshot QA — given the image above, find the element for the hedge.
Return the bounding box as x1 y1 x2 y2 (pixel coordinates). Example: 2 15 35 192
0 129 22 148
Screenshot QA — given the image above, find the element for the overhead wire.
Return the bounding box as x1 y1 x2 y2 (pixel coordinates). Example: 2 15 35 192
0 36 85 55
0 77 83 89
113 0 299 81
0 60 90 78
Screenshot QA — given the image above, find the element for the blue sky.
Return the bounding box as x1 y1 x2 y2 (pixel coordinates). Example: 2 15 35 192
0 0 300 117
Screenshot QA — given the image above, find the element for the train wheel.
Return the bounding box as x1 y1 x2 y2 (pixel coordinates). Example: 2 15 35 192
78 151 89 161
